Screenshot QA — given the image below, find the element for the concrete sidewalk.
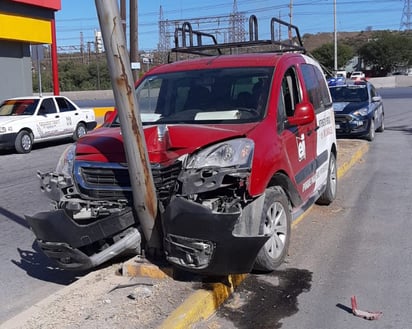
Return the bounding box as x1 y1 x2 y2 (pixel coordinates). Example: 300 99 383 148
1 139 369 329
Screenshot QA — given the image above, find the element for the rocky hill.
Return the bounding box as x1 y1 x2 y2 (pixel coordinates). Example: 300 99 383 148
302 31 375 52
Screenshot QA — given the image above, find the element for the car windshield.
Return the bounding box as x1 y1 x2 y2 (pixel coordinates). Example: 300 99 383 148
329 86 369 103
109 67 273 126
0 99 39 116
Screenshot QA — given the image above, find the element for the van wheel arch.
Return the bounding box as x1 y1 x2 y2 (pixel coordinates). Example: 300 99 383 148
268 172 301 208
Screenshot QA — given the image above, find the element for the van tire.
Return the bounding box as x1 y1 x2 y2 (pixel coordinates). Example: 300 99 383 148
317 153 337 205
254 187 291 272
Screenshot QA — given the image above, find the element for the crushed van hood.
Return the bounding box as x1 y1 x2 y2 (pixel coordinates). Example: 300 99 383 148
75 123 258 163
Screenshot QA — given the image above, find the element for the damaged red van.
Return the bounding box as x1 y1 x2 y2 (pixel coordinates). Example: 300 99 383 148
26 17 337 275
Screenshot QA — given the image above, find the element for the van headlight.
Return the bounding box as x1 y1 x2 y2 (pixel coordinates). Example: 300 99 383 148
185 138 254 169
55 144 76 176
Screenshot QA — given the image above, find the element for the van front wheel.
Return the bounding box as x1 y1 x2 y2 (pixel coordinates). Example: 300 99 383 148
254 187 291 272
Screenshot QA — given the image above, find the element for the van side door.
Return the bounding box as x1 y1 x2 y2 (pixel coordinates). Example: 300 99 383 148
278 65 317 200
300 62 335 193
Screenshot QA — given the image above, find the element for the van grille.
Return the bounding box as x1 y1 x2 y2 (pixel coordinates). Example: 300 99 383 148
74 161 182 205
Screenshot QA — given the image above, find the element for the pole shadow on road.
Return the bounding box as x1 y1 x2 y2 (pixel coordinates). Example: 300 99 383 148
0 206 30 229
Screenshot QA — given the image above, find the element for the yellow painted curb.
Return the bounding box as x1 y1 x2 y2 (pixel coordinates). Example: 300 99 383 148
159 274 247 329
122 258 173 279
337 142 369 179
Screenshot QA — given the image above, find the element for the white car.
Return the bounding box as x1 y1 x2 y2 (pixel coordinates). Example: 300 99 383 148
0 95 97 153
350 71 365 80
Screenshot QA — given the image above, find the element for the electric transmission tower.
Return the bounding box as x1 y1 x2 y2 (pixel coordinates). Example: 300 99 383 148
157 0 247 56
400 0 411 30
229 0 246 43
158 6 169 53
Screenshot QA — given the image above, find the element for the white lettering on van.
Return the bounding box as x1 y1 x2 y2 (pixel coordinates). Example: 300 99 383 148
297 133 306 162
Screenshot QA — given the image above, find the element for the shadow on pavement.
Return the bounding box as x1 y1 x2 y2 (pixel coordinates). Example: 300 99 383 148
11 243 87 285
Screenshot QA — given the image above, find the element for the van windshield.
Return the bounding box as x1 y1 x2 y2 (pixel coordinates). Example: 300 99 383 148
131 67 273 125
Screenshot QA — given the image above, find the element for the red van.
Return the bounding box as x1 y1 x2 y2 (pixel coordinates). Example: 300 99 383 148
27 17 337 275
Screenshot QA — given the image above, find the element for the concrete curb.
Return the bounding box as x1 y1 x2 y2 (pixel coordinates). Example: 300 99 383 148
337 141 369 179
159 274 247 329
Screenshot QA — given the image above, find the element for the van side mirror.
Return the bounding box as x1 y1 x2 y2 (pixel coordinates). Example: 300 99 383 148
287 102 315 126
104 110 115 123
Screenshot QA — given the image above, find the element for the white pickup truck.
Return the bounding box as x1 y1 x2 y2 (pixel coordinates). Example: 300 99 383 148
0 95 97 153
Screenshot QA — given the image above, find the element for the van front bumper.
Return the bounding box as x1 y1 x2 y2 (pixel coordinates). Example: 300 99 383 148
162 196 269 276
25 208 140 270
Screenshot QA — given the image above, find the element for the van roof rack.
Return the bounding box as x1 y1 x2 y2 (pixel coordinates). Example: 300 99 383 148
170 15 306 60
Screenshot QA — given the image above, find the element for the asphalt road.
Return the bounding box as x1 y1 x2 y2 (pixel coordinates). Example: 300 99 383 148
0 141 85 323
0 87 411 326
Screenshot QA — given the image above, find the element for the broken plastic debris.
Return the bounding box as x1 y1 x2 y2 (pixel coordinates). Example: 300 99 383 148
351 296 382 320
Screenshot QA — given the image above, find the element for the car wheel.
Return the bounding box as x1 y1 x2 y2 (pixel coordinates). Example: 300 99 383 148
15 130 33 154
254 186 291 272
316 152 337 205
73 123 87 141
376 114 384 133
366 118 375 142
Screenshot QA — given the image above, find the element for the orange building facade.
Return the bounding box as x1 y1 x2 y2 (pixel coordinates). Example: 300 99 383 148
0 0 61 100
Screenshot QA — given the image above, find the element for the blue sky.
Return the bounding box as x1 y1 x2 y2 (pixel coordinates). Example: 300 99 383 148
55 0 405 52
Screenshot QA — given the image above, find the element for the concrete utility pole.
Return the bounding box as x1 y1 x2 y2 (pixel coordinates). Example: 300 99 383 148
288 0 293 41
94 0 161 252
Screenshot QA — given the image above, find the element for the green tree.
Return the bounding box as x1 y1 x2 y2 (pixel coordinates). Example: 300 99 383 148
88 58 111 90
33 69 53 93
311 43 354 72
358 31 412 73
